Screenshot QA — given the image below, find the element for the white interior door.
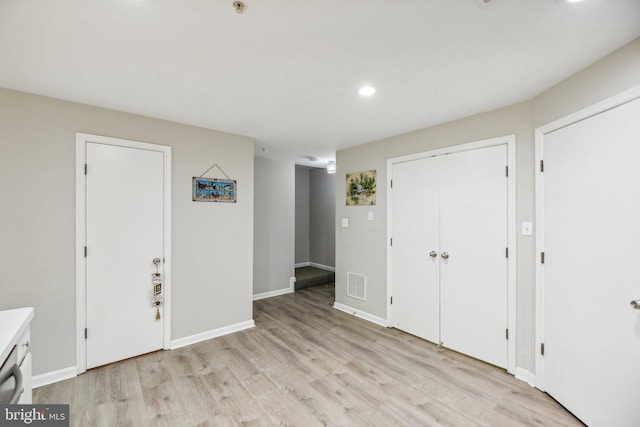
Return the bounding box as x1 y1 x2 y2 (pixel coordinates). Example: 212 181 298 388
391 144 509 368
391 157 440 343
439 146 508 368
542 97 640 427
86 142 165 369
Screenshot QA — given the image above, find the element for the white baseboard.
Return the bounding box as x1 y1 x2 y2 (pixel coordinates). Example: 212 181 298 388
253 287 294 301
33 366 77 389
171 319 255 349
295 262 335 272
515 367 536 387
310 262 335 272
333 302 388 327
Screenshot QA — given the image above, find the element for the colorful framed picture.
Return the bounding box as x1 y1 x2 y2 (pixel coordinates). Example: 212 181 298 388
346 170 376 206
192 177 237 203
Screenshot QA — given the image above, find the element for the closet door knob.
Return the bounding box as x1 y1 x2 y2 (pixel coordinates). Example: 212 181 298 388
441 252 449 259
429 251 438 258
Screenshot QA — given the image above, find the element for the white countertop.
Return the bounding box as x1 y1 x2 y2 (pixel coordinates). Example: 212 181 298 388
0 307 34 364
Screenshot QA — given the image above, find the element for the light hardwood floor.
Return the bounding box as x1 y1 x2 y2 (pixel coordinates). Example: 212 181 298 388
35 284 583 426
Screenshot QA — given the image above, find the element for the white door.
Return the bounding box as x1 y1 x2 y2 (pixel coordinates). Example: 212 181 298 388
439 146 508 368
85 142 165 368
391 157 440 343
542 97 640 426
391 145 508 368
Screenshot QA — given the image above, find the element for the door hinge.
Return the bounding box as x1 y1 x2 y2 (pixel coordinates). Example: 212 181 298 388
505 166 508 177
541 342 545 356
506 328 509 340
390 179 393 188
540 160 544 172
390 238 393 247
541 251 545 264
84 163 87 175
84 328 88 339
84 246 87 257
390 296 393 305
505 247 509 258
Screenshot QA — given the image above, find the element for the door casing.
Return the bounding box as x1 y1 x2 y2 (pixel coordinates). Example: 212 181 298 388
75 133 172 374
387 135 517 375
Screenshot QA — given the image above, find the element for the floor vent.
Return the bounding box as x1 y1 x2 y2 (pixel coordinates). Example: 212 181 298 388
347 272 366 301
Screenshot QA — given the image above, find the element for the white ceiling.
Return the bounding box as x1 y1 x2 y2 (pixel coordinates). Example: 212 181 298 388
1 0 639 167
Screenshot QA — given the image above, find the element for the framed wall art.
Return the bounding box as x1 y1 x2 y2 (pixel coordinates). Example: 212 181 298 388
192 177 237 203
346 170 376 206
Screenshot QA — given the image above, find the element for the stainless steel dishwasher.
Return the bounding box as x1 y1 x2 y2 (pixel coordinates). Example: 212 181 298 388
0 345 23 404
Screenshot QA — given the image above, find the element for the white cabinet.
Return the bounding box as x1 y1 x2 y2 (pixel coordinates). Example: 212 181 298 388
17 328 32 404
0 307 34 404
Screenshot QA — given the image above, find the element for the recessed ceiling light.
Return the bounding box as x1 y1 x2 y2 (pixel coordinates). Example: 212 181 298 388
358 86 376 97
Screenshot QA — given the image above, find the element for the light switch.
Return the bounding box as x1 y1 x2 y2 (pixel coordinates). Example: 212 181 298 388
522 222 533 236
368 212 374 221
341 218 349 228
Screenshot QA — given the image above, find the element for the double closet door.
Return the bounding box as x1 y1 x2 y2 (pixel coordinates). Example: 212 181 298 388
391 144 508 368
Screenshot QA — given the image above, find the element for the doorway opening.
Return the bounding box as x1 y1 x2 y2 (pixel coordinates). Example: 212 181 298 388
295 165 336 290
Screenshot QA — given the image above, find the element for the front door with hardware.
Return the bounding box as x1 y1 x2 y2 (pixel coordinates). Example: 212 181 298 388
85 141 165 369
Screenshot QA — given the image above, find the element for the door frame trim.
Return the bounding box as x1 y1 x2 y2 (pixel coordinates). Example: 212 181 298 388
534 85 640 391
75 133 172 374
386 135 516 374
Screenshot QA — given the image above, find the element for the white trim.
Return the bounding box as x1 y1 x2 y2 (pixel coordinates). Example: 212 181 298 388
534 85 640 391
295 262 336 272
515 368 536 387
171 320 255 349
253 287 294 301
333 302 388 327
387 135 517 375
75 133 172 375
310 263 335 272
32 367 77 389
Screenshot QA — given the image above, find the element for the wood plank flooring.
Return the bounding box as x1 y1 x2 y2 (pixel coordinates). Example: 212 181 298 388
34 284 583 426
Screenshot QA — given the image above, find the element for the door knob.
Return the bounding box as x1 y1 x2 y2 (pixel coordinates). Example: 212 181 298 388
429 251 438 258
631 299 640 310
441 252 449 259
153 258 162 266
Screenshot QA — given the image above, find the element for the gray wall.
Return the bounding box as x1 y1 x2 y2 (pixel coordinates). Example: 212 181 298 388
295 166 310 264
295 165 336 268
309 168 336 268
254 157 295 294
0 87 255 376
335 37 640 374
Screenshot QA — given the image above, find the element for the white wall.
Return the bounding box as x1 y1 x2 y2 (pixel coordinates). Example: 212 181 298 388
335 37 640 374
309 168 336 268
253 157 295 295
295 166 310 264
295 165 336 268
0 87 255 376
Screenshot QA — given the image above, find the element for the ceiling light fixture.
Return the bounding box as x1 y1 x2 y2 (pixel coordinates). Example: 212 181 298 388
358 86 376 97
327 161 336 174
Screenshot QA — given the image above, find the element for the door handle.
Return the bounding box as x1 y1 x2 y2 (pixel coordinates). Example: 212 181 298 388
441 252 449 259
631 299 640 310
429 251 438 258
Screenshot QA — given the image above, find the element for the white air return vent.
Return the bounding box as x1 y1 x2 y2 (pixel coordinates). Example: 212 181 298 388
347 272 366 301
